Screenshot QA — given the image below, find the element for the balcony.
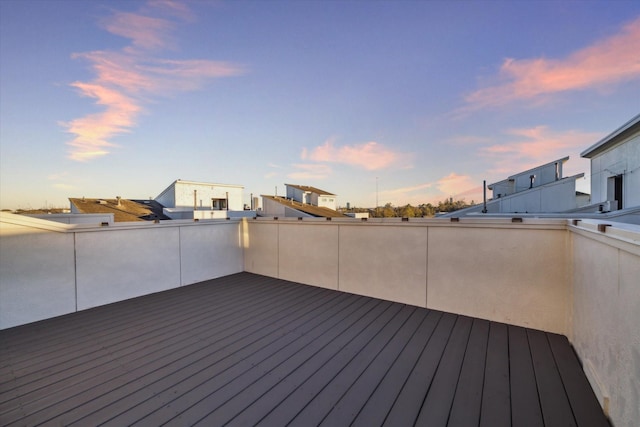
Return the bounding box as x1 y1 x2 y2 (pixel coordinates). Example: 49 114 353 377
1 212 638 426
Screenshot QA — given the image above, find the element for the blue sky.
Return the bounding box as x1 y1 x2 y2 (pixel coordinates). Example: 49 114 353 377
1 0 639 210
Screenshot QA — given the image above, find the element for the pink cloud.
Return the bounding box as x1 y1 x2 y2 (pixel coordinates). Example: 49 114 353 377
139 59 245 91
436 173 480 199
64 83 141 161
303 139 411 171
64 2 245 161
378 183 432 205
103 12 174 51
71 51 153 93
465 16 640 109
148 0 196 21
478 126 599 177
381 175 481 206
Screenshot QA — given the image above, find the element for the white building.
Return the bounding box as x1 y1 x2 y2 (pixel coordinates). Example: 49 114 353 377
156 179 251 220
581 113 640 211
260 184 345 218
441 157 587 217
486 157 588 213
285 184 338 210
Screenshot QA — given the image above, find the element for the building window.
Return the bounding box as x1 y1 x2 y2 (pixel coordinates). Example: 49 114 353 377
212 198 227 210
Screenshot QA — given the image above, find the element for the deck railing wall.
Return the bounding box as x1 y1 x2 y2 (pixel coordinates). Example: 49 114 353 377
242 216 640 427
569 221 640 426
2 212 639 427
0 213 243 329
243 217 572 334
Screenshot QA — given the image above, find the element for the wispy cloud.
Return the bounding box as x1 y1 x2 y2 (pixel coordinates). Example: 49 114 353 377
464 16 640 110
379 175 481 205
478 126 600 176
102 12 175 51
287 163 333 180
435 173 480 200
378 182 432 205
63 1 245 161
65 83 141 161
302 138 412 171
48 172 76 191
52 183 76 191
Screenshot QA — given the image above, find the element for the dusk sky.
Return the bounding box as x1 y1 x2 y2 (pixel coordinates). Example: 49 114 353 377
1 0 639 210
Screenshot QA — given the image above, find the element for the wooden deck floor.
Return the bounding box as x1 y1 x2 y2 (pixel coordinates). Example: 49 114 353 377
0 273 609 426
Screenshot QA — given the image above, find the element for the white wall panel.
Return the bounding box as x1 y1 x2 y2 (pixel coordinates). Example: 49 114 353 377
75 227 181 310
338 224 428 306
571 230 640 427
0 225 75 329
278 223 339 290
427 226 570 334
180 222 243 285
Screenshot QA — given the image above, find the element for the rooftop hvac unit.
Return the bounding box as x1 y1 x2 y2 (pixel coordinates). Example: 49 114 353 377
598 200 618 213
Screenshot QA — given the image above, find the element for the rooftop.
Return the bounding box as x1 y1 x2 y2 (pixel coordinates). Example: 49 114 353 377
285 184 335 195
0 272 608 426
262 195 347 217
69 198 164 222
581 113 640 158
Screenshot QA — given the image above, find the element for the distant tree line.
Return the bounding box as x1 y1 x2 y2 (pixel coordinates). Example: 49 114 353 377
5 208 67 214
342 198 474 218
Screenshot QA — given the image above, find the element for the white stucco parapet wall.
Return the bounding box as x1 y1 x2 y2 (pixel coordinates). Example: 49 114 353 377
568 219 640 427
2 212 638 427
243 217 572 334
243 216 639 427
0 213 243 329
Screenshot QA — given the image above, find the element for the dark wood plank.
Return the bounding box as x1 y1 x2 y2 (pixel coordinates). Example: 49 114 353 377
0 274 277 385
528 329 577 427
547 333 610 427
350 310 442 427
245 302 398 427
4 278 336 425
316 308 426 427
509 325 543 427
197 297 386 427
82 290 368 426
479 322 510 427
169 301 404 427
0 273 612 427
416 316 474 426
0 277 299 402
382 312 458 426
286 306 415 426
1 273 260 371
448 318 490 427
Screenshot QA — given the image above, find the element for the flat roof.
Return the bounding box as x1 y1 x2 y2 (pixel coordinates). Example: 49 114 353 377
488 156 569 188
262 195 347 217
581 113 640 158
69 198 156 222
285 184 335 196
0 273 608 426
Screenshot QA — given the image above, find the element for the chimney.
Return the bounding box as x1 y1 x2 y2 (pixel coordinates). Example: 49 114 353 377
116 196 121 206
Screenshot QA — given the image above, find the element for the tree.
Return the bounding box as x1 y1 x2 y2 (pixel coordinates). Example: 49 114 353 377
399 204 416 218
382 203 395 218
